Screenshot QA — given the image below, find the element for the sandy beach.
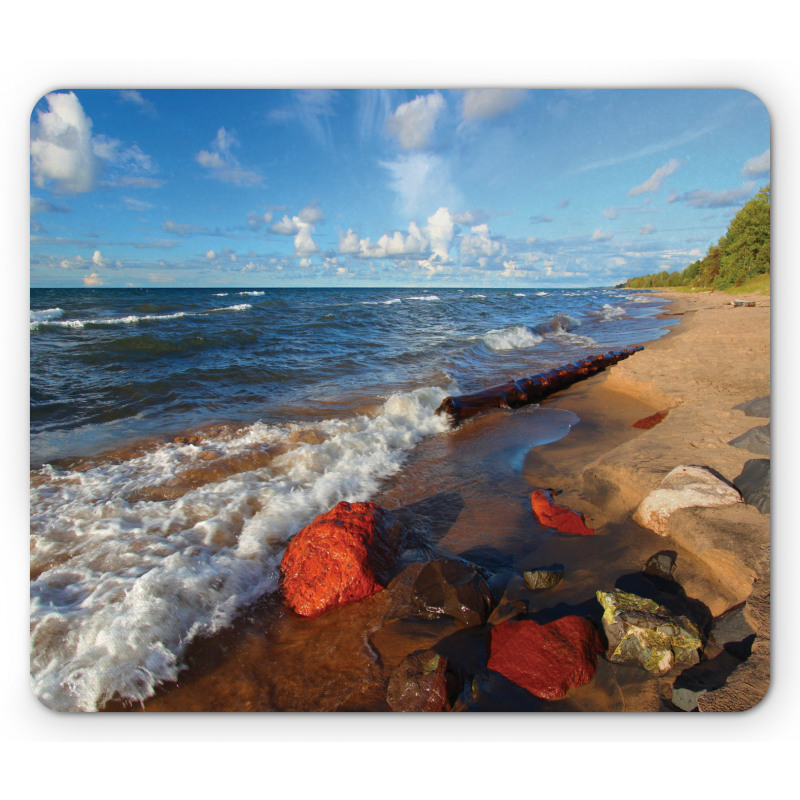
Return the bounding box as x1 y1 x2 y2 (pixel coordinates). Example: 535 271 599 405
118 289 770 712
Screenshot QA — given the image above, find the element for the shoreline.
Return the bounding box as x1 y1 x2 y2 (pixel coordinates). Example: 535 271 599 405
112 289 769 712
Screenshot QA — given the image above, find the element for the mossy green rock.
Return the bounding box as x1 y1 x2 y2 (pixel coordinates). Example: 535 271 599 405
596 589 703 676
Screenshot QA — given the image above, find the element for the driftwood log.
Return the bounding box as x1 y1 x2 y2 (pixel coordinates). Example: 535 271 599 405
435 346 644 424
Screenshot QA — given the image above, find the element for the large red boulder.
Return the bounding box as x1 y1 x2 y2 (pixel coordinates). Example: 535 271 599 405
280 500 405 617
531 489 595 535
487 616 603 700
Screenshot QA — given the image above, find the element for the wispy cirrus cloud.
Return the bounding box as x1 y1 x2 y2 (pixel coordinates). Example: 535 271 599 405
629 158 683 196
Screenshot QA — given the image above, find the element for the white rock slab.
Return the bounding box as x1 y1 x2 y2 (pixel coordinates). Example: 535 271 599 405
633 465 742 536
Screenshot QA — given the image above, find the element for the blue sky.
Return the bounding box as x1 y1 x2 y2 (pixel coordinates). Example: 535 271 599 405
29 88 770 288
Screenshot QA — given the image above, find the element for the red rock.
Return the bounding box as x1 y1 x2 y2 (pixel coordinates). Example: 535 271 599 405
633 410 668 429
279 500 405 617
487 616 604 700
531 489 595 535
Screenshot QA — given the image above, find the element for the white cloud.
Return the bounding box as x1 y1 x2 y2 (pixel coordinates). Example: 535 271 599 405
83 272 102 286
668 182 757 209
247 210 274 230
92 250 106 267
460 223 502 259
592 227 613 241
603 207 618 220
271 207 322 256
195 127 261 186
629 158 683 196
387 93 445 150
206 250 216 259
339 223 427 259
31 91 101 193
638 224 655 235
162 219 205 236
741 149 770 178
425 207 456 263
298 203 324 224
462 89 525 120
294 224 319 256
271 215 300 235
381 152 462 219
119 89 156 116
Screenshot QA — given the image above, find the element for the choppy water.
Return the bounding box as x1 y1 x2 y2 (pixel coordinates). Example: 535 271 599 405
30 286 669 710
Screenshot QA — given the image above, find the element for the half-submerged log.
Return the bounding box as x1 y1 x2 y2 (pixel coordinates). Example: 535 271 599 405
435 346 644 424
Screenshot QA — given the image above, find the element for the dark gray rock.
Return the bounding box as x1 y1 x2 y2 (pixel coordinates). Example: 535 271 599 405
411 559 493 626
733 458 770 514
523 566 564 590
644 550 677 581
733 395 770 418
728 423 770 455
709 601 758 659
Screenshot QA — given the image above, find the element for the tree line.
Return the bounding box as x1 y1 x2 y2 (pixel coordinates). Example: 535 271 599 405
624 183 770 290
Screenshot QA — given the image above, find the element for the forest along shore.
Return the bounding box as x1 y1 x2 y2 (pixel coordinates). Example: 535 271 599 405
132 290 770 713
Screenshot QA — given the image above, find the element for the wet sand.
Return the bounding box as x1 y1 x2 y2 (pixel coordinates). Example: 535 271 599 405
122 289 770 712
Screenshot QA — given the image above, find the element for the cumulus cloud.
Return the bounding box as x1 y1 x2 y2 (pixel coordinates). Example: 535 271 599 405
461 89 525 120
31 91 101 193
83 272 102 286
603 207 618 220
271 206 322 255
271 215 300 235
425 207 456 263
639 223 656 235
668 182 757 209
339 222 428 259
592 227 613 241
741 149 770 178
460 223 502 259
387 93 445 150
92 250 106 267
195 127 261 186
629 158 683 196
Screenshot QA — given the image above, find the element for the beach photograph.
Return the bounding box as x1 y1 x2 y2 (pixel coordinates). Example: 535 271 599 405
29 86 772 715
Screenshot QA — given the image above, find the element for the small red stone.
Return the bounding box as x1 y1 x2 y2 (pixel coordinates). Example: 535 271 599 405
487 616 603 700
633 410 668 429
531 489 595 535
280 500 405 617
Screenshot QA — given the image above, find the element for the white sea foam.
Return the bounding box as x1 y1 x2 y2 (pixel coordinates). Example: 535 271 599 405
30 384 454 711
406 295 440 301
30 308 64 328
213 293 229 297
536 292 549 296
469 294 486 299
514 293 526 297
361 298 402 305
31 304 250 330
238 291 265 296
483 324 544 351
590 304 626 321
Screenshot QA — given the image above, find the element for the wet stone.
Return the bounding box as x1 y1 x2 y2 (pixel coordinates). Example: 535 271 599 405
523 566 565 590
411 559 493 627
